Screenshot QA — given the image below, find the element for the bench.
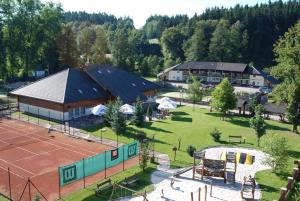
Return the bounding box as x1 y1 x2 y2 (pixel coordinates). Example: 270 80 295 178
228 135 246 144
94 179 112 196
122 174 139 186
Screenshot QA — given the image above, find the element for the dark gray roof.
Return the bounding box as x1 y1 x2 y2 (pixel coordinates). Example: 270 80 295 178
85 64 160 103
173 61 248 72
263 102 287 114
10 68 107 104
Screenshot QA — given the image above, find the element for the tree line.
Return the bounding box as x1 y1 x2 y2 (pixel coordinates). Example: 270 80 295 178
1 0 300 81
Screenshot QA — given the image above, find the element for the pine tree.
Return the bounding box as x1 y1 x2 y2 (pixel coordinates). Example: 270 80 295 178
111 97 126 135
133 97 144 127
249 104 266 147
208 19 232 62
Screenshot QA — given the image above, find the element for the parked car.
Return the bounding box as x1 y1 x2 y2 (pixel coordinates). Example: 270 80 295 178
259 86 272 94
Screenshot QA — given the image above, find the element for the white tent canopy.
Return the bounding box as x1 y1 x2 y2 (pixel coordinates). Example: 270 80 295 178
158 101 177 110
120 104 136 114
91 104 107 116
156 97 177 106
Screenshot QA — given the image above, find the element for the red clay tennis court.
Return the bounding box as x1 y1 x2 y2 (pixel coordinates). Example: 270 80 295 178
0 118 139 201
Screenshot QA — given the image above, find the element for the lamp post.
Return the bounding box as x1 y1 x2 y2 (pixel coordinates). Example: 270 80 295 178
100 128 106 143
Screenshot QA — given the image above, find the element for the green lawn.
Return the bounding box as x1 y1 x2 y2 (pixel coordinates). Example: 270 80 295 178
83 106 300 200
62 163 156 201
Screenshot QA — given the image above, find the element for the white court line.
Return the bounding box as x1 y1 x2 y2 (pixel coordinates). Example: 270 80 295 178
0 158 34 176
12 148 63 163
17 146 38 156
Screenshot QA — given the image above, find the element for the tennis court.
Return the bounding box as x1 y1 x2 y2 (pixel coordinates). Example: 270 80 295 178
0 118 139 201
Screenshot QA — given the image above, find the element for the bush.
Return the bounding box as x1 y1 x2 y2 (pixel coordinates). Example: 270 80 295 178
187 145 196 157
210 128 221 142
136 132 147 142
261 133 289 173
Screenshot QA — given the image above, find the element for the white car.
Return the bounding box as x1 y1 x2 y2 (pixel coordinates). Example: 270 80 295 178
259 86 272 94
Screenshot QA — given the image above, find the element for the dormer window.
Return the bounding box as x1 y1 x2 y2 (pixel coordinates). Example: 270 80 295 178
142 82 146 86
107 69 111 73
97 70 102 74
93 88 98 92
132 83 136 87
78 89 83 94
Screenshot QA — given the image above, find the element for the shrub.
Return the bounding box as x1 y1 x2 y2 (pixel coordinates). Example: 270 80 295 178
136 132 147 142
187 145 196 157
140 142 149 171
210 128 221 142
261 133 289 173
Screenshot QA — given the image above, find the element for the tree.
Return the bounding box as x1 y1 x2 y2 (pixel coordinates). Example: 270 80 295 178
249 104 266 146
271 21 300 133
104 101 113 126
261 133 289 173
111 97 126 135
133 97 144 127
208 20 232 62
184 20 217 61
78 26 96 63
56 24 79 68
90 26 108 64
229 21 248 62
139 142 149 172
161 27 185 67
211 78 237 119
146 105 153 121
187 75 203 111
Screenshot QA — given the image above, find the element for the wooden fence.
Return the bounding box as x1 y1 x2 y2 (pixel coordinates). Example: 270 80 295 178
278 160 300 201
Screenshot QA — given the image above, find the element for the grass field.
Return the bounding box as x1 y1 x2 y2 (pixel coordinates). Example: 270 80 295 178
83 106 300 200
62 164 156 201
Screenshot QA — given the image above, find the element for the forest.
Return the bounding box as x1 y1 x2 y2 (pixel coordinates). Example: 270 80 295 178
0 0 300 81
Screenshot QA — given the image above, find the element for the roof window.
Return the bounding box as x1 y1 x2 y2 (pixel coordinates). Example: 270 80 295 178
93 88 98 92
97 70 102 74
132 83 136 87
107 69 111 73
142 82 146 86
78 89 83 94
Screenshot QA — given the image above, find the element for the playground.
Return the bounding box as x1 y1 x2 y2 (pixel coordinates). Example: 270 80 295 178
0 118 138 201
127 147 270 201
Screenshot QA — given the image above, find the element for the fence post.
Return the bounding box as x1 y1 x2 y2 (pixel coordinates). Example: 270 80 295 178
58 167 61 199
204 185 207 201
48 111 50 124
191 192 194 201
27 105 30 121
8 168 12 200
198 187 201 201
28 178 31 201
123 145 125 171
83 158 86 189
37 108 39 125
210 182 213 197
104 151 107 179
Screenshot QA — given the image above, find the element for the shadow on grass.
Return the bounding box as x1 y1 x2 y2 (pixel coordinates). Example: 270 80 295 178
287 150 300 159
142 122 173 134
259 183 279 195
171 111 189 116
171 116 192 122
81 167 156 201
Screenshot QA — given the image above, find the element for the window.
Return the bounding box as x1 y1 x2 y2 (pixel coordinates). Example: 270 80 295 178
75 108 80 116
81 107 86 115
142 82 146 86
107 69 111 73
78 89 83 94
69 109 73 118
253 75 256 77
132 83 136 87
97 70 102 74
93 87 98 92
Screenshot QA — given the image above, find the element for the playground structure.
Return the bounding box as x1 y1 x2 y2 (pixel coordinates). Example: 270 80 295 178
192 151 237 184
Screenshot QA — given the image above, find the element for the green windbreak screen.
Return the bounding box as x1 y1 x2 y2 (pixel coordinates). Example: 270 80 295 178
59 141 139 186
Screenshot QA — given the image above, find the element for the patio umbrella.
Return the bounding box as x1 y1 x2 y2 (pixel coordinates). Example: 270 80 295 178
91 104 107 116
156 97 177 107
120 104 136 115
158 101 177 110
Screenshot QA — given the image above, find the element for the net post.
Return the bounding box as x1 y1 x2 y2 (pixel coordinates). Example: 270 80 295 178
83 158 86 189
48 111 50 124
122 145 125 171
104 151 107 179
58 167 61 199
8 168 12 200
37 108 39 125
19 107 20 120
